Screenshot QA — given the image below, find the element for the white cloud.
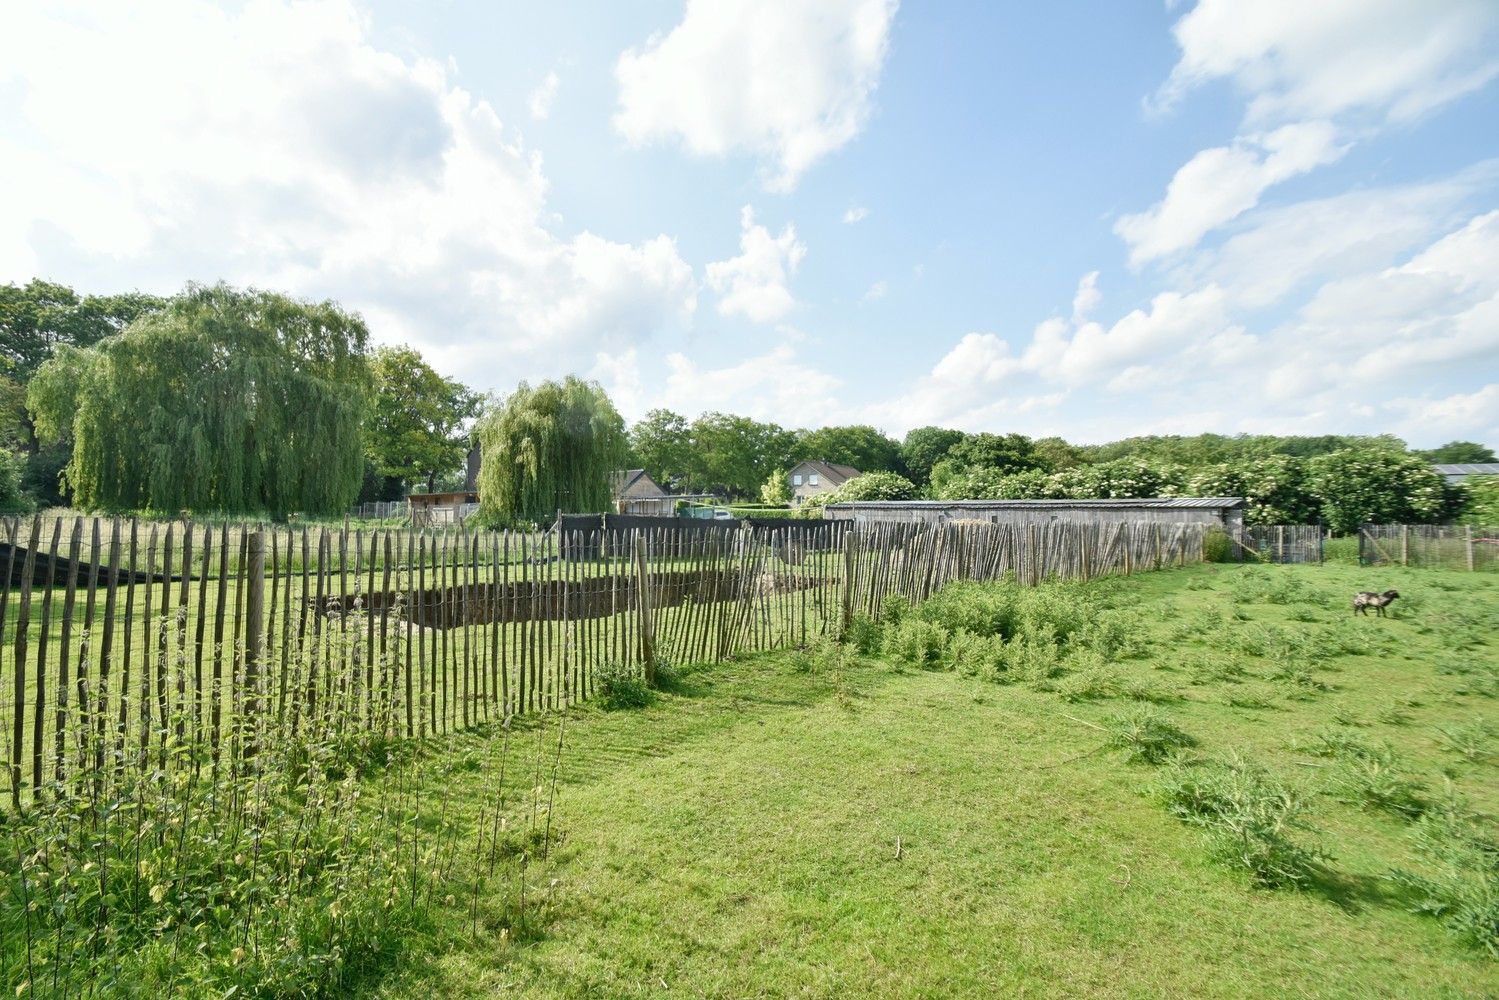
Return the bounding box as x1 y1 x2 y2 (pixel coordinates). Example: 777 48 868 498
1115 122 1347 265
705 205 806 323
613 0 898 191
862 280 887 302
1071 270 1101 321
1388 384 1499 443
528 70 559 120
1125 2 1499 268
843 205 870 224
1186 164 1496 309
592 344 844 424
0 1 697 390
1153 0 1499 126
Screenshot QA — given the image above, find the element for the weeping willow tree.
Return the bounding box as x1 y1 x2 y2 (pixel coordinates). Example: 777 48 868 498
28 284 371 516
477 376 626 525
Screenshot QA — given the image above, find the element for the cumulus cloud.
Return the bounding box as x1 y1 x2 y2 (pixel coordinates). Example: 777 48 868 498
0 0 696 389
705 206 806 323
613 0 898 191
1124 2 1498 268
1388 384 1499 443
1115 122 1347 265
862 280 887 302
882 199 1499 443
592 344 844 424
1185 163 1497 309
843 205 870 224
528 70 559 120
1152 0 1499 126
1071 271 1101 321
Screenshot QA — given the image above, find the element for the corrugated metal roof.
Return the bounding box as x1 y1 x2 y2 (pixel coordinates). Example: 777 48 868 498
824 497 1247 510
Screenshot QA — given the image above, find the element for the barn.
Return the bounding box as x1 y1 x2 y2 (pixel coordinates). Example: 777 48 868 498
821 497 1246 532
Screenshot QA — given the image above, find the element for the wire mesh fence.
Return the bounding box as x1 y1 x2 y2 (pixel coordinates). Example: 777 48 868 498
1359 524 1499 571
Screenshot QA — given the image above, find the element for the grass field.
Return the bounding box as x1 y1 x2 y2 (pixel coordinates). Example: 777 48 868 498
330 559 1499 999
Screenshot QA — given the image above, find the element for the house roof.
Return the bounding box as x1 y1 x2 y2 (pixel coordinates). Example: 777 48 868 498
791 459 861 485
610 468 666 497
1433 463 1499 480
824 497 1247 510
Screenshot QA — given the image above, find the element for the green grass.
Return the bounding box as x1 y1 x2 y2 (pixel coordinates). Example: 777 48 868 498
349 560 1498 998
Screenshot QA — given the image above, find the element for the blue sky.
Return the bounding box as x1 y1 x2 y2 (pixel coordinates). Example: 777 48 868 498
2 1 1497 446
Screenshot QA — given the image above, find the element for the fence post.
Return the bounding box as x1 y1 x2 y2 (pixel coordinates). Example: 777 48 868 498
1466 525 1475 572
839 530 856 638
243 529 266 732
633 532 655 685
1400 525 1409 566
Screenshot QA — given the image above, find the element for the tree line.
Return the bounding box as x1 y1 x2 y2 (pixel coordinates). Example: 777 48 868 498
2 277 1494 532
3 280 476 518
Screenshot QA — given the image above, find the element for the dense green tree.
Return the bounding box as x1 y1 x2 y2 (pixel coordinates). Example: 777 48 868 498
900 427 966 486
0 375 28 452
0 450 29 513
0 279 167 387
1032 436 1085 472
944 432 1043 474
933 466 1054 501
1305 449 1453 534
28 284 371 515
1419 440 1497 464
760 469 792 505
1084 432 1406 466
1460 478 1499 525
476 376 626 525
687 412 798 499
1053 459 1185 499
1187 455 1316 525
628 408 692 490
366 345 479 493
795 425 902 475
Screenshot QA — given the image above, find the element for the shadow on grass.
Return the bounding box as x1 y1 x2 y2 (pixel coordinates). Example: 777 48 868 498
1305 866 1401 916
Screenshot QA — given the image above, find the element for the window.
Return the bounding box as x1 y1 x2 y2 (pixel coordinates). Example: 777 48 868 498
808 474 819 486
793 474 803 486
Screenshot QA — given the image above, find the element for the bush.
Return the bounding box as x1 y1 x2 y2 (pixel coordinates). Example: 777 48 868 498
596 662 653 710
1386 795 1499 957
943 628 1007 679
1160 752 1326 888
808 470 919 507
1332 746 1427 818
916 581 1020 638
1202 528 1235 562
846 612 883 655
884 617 950 669
1306 447 1456 535
1104 707 1196 763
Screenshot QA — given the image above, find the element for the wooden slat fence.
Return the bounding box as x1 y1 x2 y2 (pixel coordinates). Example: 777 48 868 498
1359 523 1499 571
0 515 1206 806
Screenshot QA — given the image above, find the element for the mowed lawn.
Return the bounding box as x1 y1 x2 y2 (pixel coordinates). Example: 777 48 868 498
369 561 1499 999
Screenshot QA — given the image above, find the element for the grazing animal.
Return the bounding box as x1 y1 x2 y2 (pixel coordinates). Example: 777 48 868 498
1353 590 1400 617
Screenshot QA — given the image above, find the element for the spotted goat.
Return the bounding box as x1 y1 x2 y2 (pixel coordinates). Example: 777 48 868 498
1353 589 1400 617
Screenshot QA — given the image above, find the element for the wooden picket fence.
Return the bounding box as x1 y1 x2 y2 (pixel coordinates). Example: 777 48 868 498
0 515 1207 806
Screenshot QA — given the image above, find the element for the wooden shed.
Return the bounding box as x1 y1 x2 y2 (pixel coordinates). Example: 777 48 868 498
407 490 480 528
